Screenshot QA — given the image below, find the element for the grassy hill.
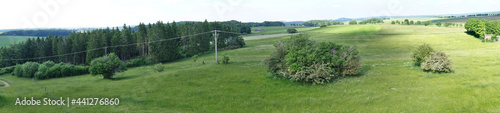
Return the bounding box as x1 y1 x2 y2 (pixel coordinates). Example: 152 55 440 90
1 24 500 112
0 36 35 47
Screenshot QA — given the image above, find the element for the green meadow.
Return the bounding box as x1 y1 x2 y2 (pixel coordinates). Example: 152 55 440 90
0 36 35 47
1 24 500 112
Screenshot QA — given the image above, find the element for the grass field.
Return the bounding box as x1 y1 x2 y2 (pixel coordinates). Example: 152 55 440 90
1 24 500 112
0 81 4 87
0 36 35 47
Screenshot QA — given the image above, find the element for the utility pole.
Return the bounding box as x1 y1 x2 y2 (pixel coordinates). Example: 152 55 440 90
104 47 108 55
213 30 218 63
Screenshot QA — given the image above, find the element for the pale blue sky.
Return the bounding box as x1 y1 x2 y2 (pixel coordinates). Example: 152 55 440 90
1 0 499 29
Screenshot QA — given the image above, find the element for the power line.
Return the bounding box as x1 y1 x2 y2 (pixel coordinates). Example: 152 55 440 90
0 30 242 62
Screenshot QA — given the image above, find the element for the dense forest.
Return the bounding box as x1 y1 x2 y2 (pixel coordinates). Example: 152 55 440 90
0 29 76 37
0 20 246 68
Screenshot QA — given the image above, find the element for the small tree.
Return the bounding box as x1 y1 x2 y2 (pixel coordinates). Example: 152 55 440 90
416 21 421 25
391 21 396 24
89 53 126 79
222 54 230 64
192 55 199 62
411 44 435 66
349 20 357 25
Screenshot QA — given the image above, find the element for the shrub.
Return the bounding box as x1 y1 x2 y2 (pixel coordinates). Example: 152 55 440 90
11 64 22 77
287 28 297 33
35 65 49 79
125 57 153 68
319 25 327 28
18 62 39 78
192 55 199 62
289 62 335 85
154 63 165 72
264 34 362 84
411 44 435 66
222 54 230 64
0 66 15 75
89 53 126 79
421 51 454 73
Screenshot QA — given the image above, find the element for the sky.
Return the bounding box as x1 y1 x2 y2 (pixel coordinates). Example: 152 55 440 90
0 0 499 29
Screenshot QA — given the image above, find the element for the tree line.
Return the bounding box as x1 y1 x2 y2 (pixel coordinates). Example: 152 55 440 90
465 18 500 42
301 20 344 27
391 19 462 27
0 20 246 68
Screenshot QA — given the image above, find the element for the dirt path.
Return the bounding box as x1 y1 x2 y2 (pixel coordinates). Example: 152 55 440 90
0 80 9 87
243 33 297 40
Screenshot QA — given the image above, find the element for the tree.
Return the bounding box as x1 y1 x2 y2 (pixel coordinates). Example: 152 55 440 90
396 20 400 24
436 21 442 27
404 19 410 25
416 21 421 25
391 21 396 24
349 20 357 25
89 53 126 79
424 20 432 26
137 23 148 56
410 20 414 25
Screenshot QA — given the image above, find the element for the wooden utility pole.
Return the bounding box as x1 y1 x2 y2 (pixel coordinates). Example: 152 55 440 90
213 30 218 63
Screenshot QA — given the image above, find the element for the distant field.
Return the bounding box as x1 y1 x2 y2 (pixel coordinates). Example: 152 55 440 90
247 26 318 36
433 16 500 23
0 36 34 47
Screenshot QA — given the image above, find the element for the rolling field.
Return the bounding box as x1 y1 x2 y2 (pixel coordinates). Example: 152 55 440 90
1 25 500 112
0 36 35 47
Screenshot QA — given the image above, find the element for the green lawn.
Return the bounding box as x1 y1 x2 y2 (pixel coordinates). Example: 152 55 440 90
0 81 4 87
0 36 35 47
1 24 500 112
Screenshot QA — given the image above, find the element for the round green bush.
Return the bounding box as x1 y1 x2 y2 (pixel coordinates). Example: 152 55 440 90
89 53 126 79
412 43 435 66
154 63 165 72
